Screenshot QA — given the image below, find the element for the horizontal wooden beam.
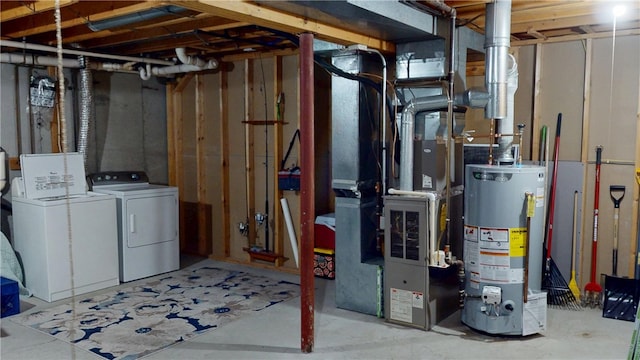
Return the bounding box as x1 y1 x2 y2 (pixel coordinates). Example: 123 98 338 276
2 1 161 38
0 0 76 22
512 28 640 46
168 0 395 53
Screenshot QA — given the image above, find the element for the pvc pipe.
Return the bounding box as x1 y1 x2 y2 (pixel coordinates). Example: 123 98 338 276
0 39 175 66
176 47 219 70
280 198 299 268
139 63 152 80
1 52 80 68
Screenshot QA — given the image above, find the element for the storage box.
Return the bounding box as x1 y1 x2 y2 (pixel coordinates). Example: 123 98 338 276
314 248 335 279
1 277 20 318
278 168 301 191
314 213 335 250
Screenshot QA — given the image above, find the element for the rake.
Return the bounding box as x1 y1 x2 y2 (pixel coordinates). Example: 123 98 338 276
541 114 581 309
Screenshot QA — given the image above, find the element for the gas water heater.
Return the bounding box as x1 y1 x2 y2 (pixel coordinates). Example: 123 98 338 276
461 164 547 335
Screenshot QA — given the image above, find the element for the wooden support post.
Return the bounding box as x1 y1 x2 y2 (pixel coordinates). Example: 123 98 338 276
299 32 315 354
195 74 210 256
245 59 257 250
171 74 192 250
273 56 285 266
580 39 593 286
166 82 176 186
220 69 231 258
47 67 60 153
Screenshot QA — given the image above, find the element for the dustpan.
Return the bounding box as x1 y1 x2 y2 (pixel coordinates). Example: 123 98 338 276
603 275 640 322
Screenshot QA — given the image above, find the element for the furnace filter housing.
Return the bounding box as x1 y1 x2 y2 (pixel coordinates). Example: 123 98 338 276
462 164 546 335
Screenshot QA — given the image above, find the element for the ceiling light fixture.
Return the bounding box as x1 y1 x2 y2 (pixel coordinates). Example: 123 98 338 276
613 4 626 18
87 5 187 32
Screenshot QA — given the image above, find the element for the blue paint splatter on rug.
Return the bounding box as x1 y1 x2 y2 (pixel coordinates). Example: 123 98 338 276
12 267 300 359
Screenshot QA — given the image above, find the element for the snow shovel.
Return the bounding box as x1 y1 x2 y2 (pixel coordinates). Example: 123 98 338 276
603 185 640 321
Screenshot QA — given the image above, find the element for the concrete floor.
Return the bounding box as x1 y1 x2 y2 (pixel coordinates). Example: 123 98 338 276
1 257 634 360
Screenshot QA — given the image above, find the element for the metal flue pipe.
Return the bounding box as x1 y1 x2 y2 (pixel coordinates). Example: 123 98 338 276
484 0 512 120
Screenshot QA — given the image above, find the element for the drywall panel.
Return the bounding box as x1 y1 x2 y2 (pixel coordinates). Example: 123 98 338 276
514 45 535 160
538 41 585 162
548 161 584 284
588 35 639 162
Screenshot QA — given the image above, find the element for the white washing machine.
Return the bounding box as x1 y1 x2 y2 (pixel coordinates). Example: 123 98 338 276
88 171 179 282
12 153 120 302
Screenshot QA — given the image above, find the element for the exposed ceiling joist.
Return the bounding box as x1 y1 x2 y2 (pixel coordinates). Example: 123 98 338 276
167 0 395 53
0 0 76 23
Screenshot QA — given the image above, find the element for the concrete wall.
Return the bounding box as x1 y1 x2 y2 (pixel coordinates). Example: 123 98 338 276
0 65 167 242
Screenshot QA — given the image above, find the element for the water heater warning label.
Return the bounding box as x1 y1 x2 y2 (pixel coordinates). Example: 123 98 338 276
464 225 525 284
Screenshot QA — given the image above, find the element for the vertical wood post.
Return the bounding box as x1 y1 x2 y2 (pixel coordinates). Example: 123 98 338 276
299 32 315 354
220 70 231 258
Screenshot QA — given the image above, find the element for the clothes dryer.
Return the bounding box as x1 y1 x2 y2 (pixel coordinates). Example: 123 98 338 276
88 171 179 282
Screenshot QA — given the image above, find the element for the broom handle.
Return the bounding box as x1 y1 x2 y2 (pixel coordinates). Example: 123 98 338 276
590 146 602 283
546 114 562 263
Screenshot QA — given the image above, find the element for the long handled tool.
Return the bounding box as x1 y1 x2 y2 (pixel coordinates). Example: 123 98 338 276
584 146 603 307
636 170 640 279
603 184 638 321
542 113 580 309
610 185 626 276
568 191 581 301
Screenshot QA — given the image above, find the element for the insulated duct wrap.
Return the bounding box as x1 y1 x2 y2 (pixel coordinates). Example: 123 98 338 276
484 0 511 120
78 56 93 167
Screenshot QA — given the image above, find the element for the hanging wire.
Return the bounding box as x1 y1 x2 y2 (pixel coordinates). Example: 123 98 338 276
55 1 77 358
606 14 618 151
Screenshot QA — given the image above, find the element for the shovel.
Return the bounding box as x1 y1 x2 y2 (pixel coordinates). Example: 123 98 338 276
610 185 625 276
603 185 640 321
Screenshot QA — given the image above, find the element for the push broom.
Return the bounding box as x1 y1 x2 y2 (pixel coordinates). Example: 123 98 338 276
542 113 581 309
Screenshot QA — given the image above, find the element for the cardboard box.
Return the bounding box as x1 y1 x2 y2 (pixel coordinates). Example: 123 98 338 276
314 248 335 279
314 213 335 250
1 277 19 318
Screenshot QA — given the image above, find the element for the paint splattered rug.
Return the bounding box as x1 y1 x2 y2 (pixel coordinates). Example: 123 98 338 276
11 267 300 359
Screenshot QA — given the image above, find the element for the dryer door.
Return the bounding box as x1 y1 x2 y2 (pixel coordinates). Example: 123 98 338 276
125 194 177 248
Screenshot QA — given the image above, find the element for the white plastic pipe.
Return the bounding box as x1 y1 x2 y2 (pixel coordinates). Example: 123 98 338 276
175 47 218 69
388 188 439 266
139 63 152 80
280 198 299 267
0 39 174 65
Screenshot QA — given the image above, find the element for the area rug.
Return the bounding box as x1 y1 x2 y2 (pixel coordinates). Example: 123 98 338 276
12 267 300 359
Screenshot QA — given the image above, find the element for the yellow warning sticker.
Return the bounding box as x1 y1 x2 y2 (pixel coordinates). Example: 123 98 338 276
509 228 527 257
